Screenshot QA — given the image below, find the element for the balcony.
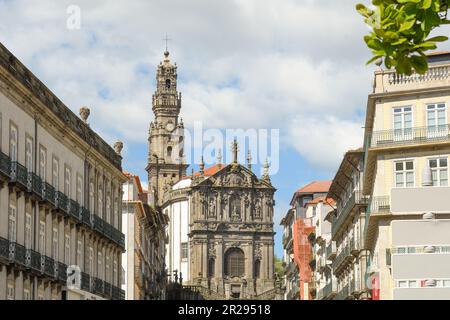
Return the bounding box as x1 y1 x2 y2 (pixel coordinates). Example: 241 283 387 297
43 182 56 207
28 172 43 199
81 207 91 226
332 191 368 238
26 249 41 273
0 237 9 262
9 242 27 266
326 241 337 260
55 191 69 215
370 125 450 149
336 284 351 300
0 151 11 180
10 162 28 190
350 278 362 296
104 222 114 241
323 279 338 299
81 272 91 292
364 196 391 249
69 199 80 221
333 244 353 273
41 255 55 278
349 237 361 256
56 262 67 282
93 215 104 234
112 286 125 300
93 277 104 295
104 282 112 298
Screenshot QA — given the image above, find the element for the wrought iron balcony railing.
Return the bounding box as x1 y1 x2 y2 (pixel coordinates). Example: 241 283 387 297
69 199 80 221
10 162 28 189
93 215 104 234
370 125 450 149
112 285 125 300
28 172 43 199
41 255 55 278
0 151 11 178
81 272 91 292
0 237 9 261
104 282 112 297
81 207 91 226
9 242 27 266
93 277 104 295
56 191 69 215
323 279 338 299
26 249 41 272
44 182 56 207
332 191 368 237
333 244 352 272
56 262 67 282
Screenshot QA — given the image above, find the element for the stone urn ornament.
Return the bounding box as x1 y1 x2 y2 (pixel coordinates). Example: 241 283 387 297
113 141 123 156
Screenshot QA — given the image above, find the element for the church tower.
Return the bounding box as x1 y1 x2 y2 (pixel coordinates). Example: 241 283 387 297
146 50 188 206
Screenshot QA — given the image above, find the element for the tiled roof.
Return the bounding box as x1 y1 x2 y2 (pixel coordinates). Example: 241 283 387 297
296 181 332 194
305 196 336 207
182 164 224 179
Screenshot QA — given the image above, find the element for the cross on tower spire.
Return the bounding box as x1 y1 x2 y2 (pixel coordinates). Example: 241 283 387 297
163 33 171 52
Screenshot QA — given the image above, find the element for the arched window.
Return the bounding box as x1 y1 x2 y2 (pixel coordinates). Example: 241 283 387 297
224 248 245 277
208 258 215 278
167 146 172 158
165 79 171 89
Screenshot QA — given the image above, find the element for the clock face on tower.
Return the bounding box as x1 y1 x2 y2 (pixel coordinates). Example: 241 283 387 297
166 122 175 132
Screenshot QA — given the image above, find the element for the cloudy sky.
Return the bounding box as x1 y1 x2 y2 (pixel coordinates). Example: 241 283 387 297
1 0 449 257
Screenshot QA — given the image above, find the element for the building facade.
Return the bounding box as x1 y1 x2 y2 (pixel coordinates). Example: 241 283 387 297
0 42 126 300
122 173 168 300
280 208 299 300
163 147 278 300
306 196 333 301
325 149 369 300
282 181 331 300
362 52 450 299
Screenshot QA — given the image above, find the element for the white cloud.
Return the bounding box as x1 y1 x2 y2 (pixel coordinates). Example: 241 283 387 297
1 0 449 173
288 116 363 171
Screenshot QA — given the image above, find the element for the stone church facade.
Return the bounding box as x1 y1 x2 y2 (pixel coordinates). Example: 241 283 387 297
147 50 277 299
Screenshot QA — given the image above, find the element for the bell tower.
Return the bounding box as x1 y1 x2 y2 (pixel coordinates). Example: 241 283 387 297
146 50 188 206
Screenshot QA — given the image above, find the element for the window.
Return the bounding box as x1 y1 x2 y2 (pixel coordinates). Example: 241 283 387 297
224 248 245 277
398 280 408 288
427 104 447 136
39 221 46 253
393 107 413 140
106 255 110 282
113 257 118 286
98 251 103 279
9 124 18 162
65 166 71 197
409 280 418 288
25 136 33 172
77 240 82 266
24 288 31 300
430 158 448 186
65 234 70 264
165 79 171 89
181 242 188 260
8 202 17 242
76 175 83 204
89 182 94 213
106 195 111 223
39 146 46 180
25 213 32 249
7 284 14 300
395 160 415 188
88 247 94 274
98 188 103 217
167 146 172 158
52 157 59 190
52 228 58 260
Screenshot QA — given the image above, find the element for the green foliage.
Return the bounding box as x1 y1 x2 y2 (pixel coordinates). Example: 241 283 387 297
356 0 450 75
274 256 284 281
